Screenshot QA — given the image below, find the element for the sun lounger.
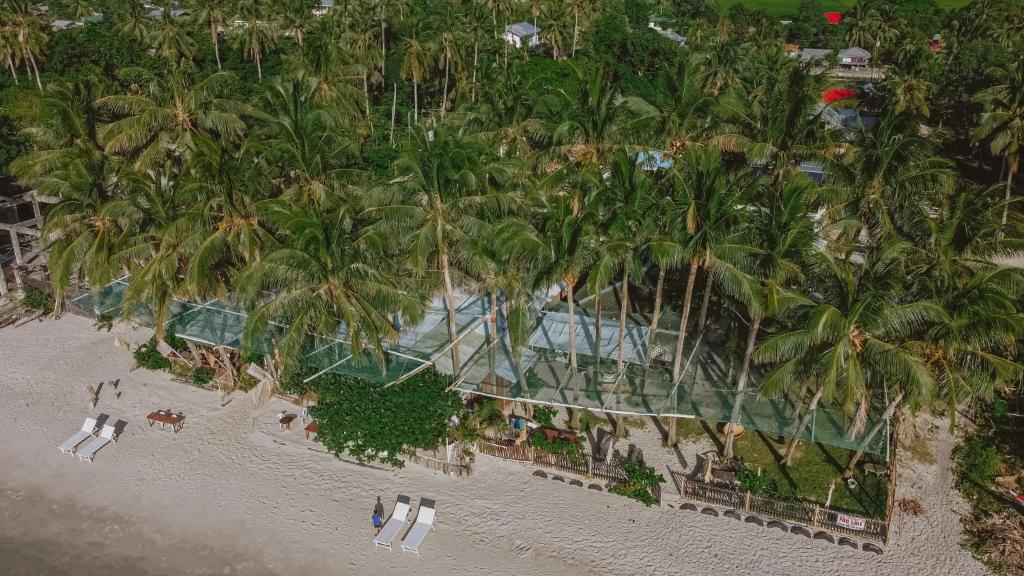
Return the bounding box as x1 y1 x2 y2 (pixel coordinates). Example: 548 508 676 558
77 424 118 463
58 418 99 454
401 504 436 554
373 500 410 549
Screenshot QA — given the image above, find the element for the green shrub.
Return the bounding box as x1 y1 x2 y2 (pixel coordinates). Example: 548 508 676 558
191 366 215 386
954 438 1002 511
21 286 53 314
163 329 189 352
610 461 666 507
133 336 171 371
528 431 584 457
533 405 557 428
235 373 260 392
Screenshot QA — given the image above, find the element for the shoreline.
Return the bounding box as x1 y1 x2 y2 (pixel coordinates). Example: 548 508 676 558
0 315 990 576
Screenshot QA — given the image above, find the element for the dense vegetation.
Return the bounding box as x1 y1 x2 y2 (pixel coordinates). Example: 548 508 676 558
1 0 1022 483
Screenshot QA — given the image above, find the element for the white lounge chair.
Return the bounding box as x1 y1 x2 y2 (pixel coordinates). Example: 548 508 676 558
373 500 410 549
77 424 118 463
401 504 436 554
58 418 99 455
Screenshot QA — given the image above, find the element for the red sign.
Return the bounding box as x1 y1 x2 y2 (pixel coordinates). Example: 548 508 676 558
837 513 866 530
825 12 842 25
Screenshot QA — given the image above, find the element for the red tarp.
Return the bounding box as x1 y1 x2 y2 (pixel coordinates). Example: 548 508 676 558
825 11 842 25
822 88 857 103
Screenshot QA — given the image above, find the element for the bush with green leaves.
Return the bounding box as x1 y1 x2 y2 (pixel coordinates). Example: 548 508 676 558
133 336 171 371
532 405 557 428
20 286 54 314
191 366 215 387
528 431 584 458
235 373 260 392
954 438 1003 512
308 368 463 468
610 461 666 507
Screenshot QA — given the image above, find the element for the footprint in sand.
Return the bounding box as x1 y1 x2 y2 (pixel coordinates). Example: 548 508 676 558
510 539 534 557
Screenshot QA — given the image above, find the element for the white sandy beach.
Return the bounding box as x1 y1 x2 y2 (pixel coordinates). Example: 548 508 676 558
0 315 991 576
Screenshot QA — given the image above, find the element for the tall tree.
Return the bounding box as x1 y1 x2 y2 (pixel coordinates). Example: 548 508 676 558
6 0 46 90
188 0 229 69
973 57 1024 237
233 0 279 82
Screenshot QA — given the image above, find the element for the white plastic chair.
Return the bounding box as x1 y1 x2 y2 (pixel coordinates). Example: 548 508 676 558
400 504 436 554
373 500 410 549
58 418 99 455
77 424 118 463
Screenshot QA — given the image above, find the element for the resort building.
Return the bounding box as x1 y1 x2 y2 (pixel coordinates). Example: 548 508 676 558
505 22 541 49
838 47 871 68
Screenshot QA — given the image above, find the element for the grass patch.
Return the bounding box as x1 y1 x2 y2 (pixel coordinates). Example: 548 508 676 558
691 422 889 519
902 424 937 466
672 417 708 442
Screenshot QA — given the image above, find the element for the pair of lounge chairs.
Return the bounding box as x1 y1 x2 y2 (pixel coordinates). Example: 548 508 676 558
373 498 436 554
58 417 120 463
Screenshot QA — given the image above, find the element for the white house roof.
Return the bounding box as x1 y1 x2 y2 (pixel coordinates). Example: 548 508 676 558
800 48 832 62
838 47 871 59
50 19 77 30
506 22 540 37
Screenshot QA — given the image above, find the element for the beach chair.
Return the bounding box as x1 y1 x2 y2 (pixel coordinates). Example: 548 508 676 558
373 500 410 550
77 424 119 463
400 503 436 554
58 417 99 455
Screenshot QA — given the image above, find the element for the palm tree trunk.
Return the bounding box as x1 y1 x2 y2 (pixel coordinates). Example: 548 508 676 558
255 51 262 82
363 72 371 119
723 315 761 458
487 289 498 386
671 258 699 382
28 51 41 90
440 250 462 377
5 56 17 85
615 267 630 375
593 286 602 363
471 41 478 103
782 385 824 466
845 391 904 475
999 162 1015 239
412 80 418 124
441 52 450 118
566 278 580 426
697 271 712 333
572 8 578 58
212 24 222 70
380 19 387 78
645 266 666 366
847 392 869 440
389 82 397 144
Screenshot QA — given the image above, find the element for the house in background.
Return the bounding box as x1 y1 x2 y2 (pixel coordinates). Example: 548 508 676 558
784 44 801 57
313 0 334 16
505 22 541 49
800 48 832 64
838 47 871 68
647 22 687 46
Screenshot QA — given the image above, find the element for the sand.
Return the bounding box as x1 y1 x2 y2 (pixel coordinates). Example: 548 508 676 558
0 316 991 576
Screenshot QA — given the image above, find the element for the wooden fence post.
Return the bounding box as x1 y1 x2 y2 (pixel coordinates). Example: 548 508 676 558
587 453 593 477
812 505 820 528
744 491 752 511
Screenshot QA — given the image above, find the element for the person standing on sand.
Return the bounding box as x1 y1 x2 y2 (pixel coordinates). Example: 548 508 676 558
372 511 384 535
374 496 385 518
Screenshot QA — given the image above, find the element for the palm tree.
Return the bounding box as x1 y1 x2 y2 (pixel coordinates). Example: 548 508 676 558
373 0 391 78
188 0 229 69
277 0 315 46
756 245 940 470
232 0 279 82
721 175 817 457
112 0 151 43
349 10 382 118
401 36 427 123
238 200 429 370
663 146 748 384
435 22 462 118
973 57 1024 236
566 0 592 58
0 15 20 84
539 1 571 60
98 68 247 171
383 126 516 377
152 7 198 66
464 1 488 103
7 0 46 90
659 56 716 153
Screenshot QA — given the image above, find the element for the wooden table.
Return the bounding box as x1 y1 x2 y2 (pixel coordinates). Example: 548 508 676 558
304 421 319 440
147 411 185 433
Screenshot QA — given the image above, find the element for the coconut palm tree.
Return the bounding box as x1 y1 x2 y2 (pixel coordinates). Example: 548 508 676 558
188 0 229 69
97 68 247 171
464 1 488 104
973 57 1024 236
238 199 429 370
382 125 517 377
659 56 717 153
6 0 46 90
721 174 817 457
232 0 279 82
112 0 152 43
539 1 571 60
401 36 427 123
435 24 462 119
663 146 748 384
152 6 198 66
277 0 316 46
0 16 20 84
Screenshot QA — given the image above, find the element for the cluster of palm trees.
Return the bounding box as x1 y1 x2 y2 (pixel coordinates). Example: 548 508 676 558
6 0 1024 466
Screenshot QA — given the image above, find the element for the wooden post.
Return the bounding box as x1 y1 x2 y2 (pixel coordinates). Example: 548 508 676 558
0 258 8 303
586 452 593 477
8 228 23 294
812 505 820 528
744 491 752 511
